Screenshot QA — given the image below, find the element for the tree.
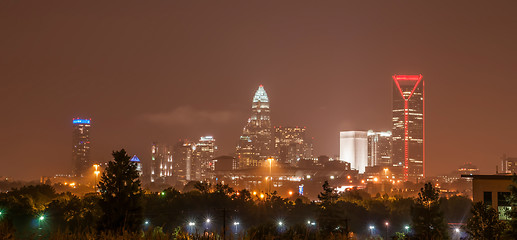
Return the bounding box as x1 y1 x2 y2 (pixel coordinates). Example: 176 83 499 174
317 181 348 236
318 181 338 206
410 182 448 240
98 149 143 233
506 174 517 238
465 201 507 240
193 181 211 194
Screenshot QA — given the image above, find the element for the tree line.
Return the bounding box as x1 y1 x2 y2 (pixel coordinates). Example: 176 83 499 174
1 149 517 239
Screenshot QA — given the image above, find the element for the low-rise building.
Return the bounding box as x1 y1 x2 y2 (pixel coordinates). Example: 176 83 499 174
462 174 513 220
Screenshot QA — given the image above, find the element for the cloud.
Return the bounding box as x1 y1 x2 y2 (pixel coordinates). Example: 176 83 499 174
142 106 242 126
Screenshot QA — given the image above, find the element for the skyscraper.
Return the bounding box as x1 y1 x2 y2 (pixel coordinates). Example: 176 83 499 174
150 142 173 183
339 131 368 173
274 126 313 164
392 74 424 182
173 140 194 183
236 85 274 167
72 118 91 176
130 155 143 176
367 130 392 167
193 136 217 180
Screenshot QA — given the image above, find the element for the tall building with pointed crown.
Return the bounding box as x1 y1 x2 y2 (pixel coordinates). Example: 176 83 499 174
392 74 424 182
236 85 274 167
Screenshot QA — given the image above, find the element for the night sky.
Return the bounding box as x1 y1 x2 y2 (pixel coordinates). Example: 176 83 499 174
1 1 516 180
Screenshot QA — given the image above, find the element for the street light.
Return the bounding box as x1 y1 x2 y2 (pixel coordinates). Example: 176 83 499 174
93 164 100 192
385 222 389 240
268 158 273 195
404 225 410 234
233 221 240 233
38 214 45 237
369 225 374 236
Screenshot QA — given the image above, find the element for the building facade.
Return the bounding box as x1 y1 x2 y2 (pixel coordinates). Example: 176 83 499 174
274 126 313 165
173 140 194 183
339 131 368 173
193 136 217 180
367 130 392 167
236 85 274 167
464 175 513 220
392 74 424 182
130 155 143 176
501 154 517 174
150 142 173 183
72 118 91 176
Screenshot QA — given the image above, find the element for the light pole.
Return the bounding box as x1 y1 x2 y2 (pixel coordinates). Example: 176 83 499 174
205 218 211 233
38 215 45 237
385 222 389 240
93 164 100 192
233 221 239 235
188 222 195 234
268 158 273 196
404 225 409 235
369 225 374 237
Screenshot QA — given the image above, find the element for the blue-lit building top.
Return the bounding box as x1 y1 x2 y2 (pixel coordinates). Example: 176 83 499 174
130 155 143 175
130 155 141 162
72 118 91 176
73 119 91 124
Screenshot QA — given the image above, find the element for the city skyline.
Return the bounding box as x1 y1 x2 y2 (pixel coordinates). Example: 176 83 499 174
1 1 517 180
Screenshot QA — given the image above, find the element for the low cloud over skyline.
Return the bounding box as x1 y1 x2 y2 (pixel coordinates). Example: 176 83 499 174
142 106 242 126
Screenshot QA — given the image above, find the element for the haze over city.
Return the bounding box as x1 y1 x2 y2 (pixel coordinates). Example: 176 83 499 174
1 0 517 180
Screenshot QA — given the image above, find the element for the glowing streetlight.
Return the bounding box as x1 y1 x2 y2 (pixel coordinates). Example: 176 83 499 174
385 222 389 240
37 214 45 236
404 225 410 234
288 191 293 196
188 222 195 226
93 164 100 192
278 221 283 226
233 221 240 233
260 193 265 199
455 228 460 233
206 218 211 224
268 158 274 195
369 225 374 236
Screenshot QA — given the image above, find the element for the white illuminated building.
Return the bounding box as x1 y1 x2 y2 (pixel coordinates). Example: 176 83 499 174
339 131 368 173
367 130 392 167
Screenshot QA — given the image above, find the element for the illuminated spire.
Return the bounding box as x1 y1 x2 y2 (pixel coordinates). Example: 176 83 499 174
236 85 273 167
253 85 269 103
